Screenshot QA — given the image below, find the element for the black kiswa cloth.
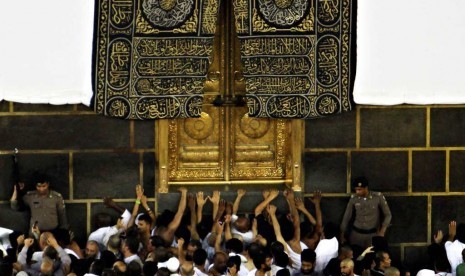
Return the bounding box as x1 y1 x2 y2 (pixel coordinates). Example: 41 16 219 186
233 0 357 119
91 0 221 119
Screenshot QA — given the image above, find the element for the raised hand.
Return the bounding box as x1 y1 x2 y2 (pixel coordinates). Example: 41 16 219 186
225 201 233 215
136 184 144 199
218 199 226 215
434 230 444 244
141 195 148 206
31 222 40 237
103 197 117 208
449 221 457 238
209 190 221 205
178 237 185 248
262 189 270 199
309 190 322 205
188 193 196 210
295 197 306 211
18 182 25 190
269 189 279 199
283 189 295 200
267 204 277 216
361 246 374 257
237 189 246 197
224 214 232 224
116 218 125 230
17 234 25 246
196 192 207 207
47 236 59 249
24 238 34 248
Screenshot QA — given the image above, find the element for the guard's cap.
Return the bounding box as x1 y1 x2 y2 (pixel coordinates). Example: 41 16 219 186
32 172 51 185
352 176 369 188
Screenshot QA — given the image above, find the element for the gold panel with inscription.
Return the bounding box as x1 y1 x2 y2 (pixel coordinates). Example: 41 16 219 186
156 107 301 192
230 109 288 179
155 0 303 192
169 106 225 180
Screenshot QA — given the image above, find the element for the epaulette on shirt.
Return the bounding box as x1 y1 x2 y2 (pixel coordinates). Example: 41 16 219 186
50 191 63 198
26 191 36 195
351 194 355 198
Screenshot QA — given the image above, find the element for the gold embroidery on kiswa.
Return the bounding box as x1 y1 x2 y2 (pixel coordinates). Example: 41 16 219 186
93 0 220 119
232 0 354 118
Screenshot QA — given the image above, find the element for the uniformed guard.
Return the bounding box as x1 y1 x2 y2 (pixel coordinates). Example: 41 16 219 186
10 173 68 232
340 177 392 249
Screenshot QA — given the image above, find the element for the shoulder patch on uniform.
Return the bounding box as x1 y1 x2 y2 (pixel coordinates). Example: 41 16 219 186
50 191 63 197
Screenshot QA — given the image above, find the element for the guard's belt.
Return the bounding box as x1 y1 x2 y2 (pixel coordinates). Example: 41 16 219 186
352 226 377 234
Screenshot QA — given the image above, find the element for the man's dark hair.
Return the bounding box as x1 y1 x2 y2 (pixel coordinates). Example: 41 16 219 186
457 223 465 244
156 210 175 228
32 171 51 184
102 268 117 276
94 213 112 229
138 213 153 225
213 251 228 274
434 256 451 273
100 250 117 268
193 248 207 266
5 248 16 263
90 259 105 275
277 268 291 276
301 249 316 263
0 263 13 276
188 239 202 250
252 254 267 270
143 261 158 276
151 235 166 248
323 222 339 240
339 244 353 257
154 246 171 263
8 231 23 250
124 236 140 254
274 251 289 268
300 221 315 240
270 241 285 257
125 225 140 239
246 242 262 260
226 238 244 254
127 260 142 276
157 267 171 276
44 245 58 260
228 255 242 270
374 251 388 267
108 233 122 250
72 258 93 275
175 225 191 244
434 257 450 273
196 219 212 240
53 228 71 246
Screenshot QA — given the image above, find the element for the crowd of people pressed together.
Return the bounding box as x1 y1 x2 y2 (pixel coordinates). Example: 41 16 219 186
1 175 464 276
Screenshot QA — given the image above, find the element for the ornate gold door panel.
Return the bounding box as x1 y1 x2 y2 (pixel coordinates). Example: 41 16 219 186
156 107 302 192
229 108 287 179
155 0 303 192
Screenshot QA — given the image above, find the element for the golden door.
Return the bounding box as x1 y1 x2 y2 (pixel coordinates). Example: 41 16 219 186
156 0 303 192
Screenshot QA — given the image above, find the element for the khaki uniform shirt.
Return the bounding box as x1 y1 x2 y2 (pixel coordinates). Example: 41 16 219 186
11 190 68 231
341 191 392 233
